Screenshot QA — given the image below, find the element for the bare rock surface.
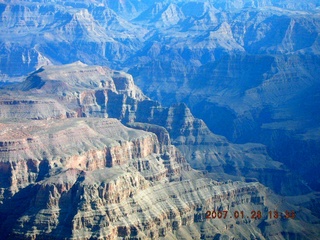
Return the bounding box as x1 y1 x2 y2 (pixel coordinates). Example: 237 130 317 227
0 118 319 239
2 61 147 120
0 0 319 238
19 61 145 100
0 118 161 198
0 60 313 194
0 59 319 238
131 103 309 196
0 92 70 119
0 96 318 239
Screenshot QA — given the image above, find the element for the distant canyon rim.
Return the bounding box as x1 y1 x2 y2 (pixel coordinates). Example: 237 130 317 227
0 0 320 239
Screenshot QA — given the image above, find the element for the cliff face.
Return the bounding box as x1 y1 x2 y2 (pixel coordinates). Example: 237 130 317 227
1 62 299 195
0 62 319 238
1 117 309 239
1 0 319 188
126 3 320 193
0 118 161 199
0 166 267 240
132 103 310 196
1 0 319 193
0 62 312 196
0 117 190 239
0 118 292 239
2 62 147 120
0 0 320 238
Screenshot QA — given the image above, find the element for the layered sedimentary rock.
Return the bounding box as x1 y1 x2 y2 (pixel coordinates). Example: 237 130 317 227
132 103 311 196
126 2 320 193
0 62 319 238
0 117 318 239
0 62 310 196
0 95 70 119
0 0 319 238
0 118 164 199
1 0 319 192
2 61 148 120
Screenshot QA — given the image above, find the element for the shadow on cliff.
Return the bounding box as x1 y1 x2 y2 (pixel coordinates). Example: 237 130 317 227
0 171 85 240
0 184 40 240
46 172 85 239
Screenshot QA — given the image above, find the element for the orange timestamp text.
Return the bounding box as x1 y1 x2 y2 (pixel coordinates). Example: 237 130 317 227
205 210 296 220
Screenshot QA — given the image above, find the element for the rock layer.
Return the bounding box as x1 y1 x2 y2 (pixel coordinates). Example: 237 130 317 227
0 62 311 196
0 118 163 199
0 61 319 238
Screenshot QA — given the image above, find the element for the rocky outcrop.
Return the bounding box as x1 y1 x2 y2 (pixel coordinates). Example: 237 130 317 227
18 62 145 100
0 86 318 239
126 3 320 193
0 62 310 196
1 1 320 238
132 103 310 196
1 62 148 120
2 165 319 240
0 118 159 199
1 0 319 192
126 122 171 150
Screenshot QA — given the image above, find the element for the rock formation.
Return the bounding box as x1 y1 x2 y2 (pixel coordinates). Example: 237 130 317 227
0 61 319 239
2 62 303 195
2 62 147 121
133 103 311 196
0 0 320 237
0 119 319 239
1 1 319 190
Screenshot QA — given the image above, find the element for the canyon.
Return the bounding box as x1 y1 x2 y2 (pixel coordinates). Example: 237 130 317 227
0 0 320 239
0 61 318 239
1 0 319 191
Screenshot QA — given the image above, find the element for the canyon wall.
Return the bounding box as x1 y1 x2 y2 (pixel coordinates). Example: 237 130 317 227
1 62 304 195
0 46 319 238
0 118 318 239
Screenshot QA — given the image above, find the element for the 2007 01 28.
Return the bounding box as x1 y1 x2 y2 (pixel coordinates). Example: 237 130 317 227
205 210 296 220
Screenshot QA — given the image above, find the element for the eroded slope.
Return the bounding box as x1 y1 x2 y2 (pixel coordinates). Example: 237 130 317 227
0 118 318 239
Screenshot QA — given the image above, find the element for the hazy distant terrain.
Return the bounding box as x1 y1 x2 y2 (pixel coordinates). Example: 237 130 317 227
0 0 320 238
1 0 319 191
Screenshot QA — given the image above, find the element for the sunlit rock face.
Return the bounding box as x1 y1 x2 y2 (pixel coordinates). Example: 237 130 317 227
1 61 306 196
0 118 160 198
1 62 148 120
0 118 319 239
1 0 320 238
0 60 319 239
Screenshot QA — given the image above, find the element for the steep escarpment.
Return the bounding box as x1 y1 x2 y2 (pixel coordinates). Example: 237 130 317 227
2 116 317 239
2 62 148 120
0 1 320 238
0 62 319 238
1 0 319 193
1 62 310 196
0 117 190 239
2 166 319 240
132 103 310 196
0 117 186 200
126 3 320 193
